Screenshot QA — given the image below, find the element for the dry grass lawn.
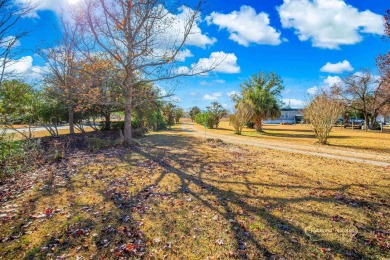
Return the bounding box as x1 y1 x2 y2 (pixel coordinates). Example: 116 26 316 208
190 120 390 155
5 127 96 140
0 125 389 259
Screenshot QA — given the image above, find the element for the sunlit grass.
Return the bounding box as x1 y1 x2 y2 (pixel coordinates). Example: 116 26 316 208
1 125 388 259
190 120 390 154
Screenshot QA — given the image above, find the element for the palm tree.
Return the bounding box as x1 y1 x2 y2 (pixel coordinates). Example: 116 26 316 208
241 72 284 132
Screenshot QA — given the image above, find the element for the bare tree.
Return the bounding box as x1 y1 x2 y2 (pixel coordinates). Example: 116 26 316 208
41 20 83 135
334 70 390 131
0 0 34 88
229 100 254 135
304 93 344 144
75 0 218 145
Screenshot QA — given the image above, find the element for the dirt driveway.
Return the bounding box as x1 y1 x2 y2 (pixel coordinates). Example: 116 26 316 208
182 123 390 167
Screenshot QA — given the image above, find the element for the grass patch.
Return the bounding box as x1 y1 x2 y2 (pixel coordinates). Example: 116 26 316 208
0 126 389 259
191 120 390 154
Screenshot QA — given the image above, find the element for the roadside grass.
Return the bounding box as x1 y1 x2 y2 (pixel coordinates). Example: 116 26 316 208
0 126 389 259
7 127 96 140
190 120 390 155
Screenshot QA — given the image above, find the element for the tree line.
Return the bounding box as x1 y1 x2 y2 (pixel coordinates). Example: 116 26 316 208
192 63 389 145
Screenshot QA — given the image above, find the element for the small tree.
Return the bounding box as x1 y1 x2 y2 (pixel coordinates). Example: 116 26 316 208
304 93 344 144
229 100 254 135
162 103 176 128
76 0 216 145
174 107 184 123
42 19 83 135
35 89 68 137
189 106 201 122
195 111 214 128
0 80 34 122
241 72 284 132
206 101 227 128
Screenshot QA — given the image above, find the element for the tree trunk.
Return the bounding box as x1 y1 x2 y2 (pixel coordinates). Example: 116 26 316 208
254 117 263 132
68 105 75 134
104 112 111 130
369 113 377 129
124 86 133 145
364 114 369 131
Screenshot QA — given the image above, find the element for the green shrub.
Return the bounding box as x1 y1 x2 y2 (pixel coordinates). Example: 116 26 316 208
246 122 255 129
110 120 148 137
195 112 215 128
0 132 41 178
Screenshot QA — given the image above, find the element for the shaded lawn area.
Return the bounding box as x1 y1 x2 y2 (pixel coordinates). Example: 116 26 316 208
191 121 390 155
0 129 389 259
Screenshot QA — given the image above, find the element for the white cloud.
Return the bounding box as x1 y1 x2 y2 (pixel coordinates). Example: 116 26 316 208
176 49 193 62
203 92 222 100
155 85 168 96
190 91 198 96
307 86 318 95
170 95 181 102
323 75 342 87
278 0 384 49
175 66 190 75
307 75 343 94
227 91 240 97
207 5 281 46
176 51 240 75
157 6 217 49
1 56 48 80
150 48 193 62
320 60 354 73
16 1 216 50
14 0 74 17
282 98 305 108
0 36 21 48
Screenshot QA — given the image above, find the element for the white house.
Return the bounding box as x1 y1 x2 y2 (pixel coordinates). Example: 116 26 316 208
263 109 303 124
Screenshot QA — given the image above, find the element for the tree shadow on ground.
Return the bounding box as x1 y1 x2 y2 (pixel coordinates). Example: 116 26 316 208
1 130 388 259
119 132 389 258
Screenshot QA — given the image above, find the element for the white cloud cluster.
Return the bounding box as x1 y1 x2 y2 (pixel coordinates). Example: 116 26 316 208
323 75 342 87
176 51 240 75
13 0 74 17
278 0 384 49
1 56 48 80
307 75 343 95
206 5 281 46
17 1 216 49
306 86 318 95
320 60 354 74
161 6 217 49
203 92 222 101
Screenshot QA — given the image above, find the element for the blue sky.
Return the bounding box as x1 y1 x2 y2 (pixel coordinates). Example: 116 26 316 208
6 0 389 111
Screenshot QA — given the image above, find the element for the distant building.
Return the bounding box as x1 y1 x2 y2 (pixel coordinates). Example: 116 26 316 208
377 112 390 124
263 108 303 124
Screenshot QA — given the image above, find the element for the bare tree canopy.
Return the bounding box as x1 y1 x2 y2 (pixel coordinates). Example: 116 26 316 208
304 92 344 144
0 0 34 87
333 69 390 130
73 0 218 144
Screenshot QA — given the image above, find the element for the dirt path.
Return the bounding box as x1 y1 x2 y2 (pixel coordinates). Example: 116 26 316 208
182 123 390 167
